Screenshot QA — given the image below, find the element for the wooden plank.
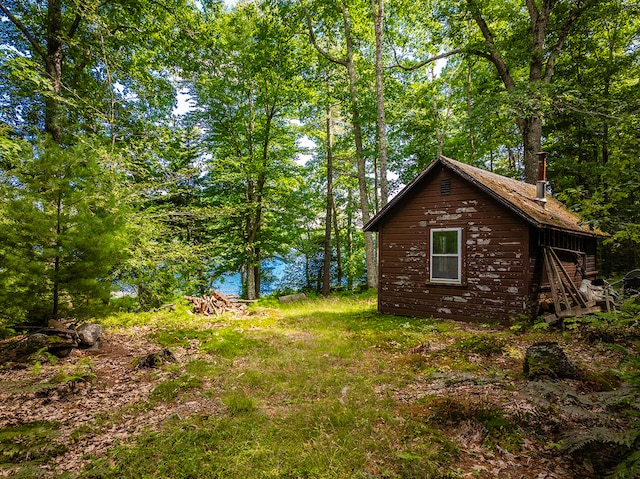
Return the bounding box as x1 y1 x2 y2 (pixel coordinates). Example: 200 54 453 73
556 305 602 318
549 248 589 308
543 248 563 316
550 250 572 312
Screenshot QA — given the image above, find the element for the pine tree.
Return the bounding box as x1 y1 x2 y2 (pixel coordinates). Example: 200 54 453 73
0 139 128 323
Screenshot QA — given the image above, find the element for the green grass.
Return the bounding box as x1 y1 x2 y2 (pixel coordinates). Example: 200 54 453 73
4 292 638 478
150 375 202 403
0 421 67 469
79 293 466 478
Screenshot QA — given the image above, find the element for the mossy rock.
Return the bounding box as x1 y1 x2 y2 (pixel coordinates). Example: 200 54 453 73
1 333 76 364
134 348 177 369
523 342 578 380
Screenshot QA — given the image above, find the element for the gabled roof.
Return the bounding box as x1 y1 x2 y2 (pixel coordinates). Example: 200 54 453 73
364 155 604 237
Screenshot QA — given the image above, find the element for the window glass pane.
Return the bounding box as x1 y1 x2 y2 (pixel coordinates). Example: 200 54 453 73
433 230 459 254
432 256 459 280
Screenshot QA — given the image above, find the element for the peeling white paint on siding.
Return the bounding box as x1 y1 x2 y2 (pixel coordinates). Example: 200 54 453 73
438 214 462 221
477 285 492 292
478 239 492 245
427 210 447 215
443 296 468 303
478 273 500 279
438 308 452 314
507 287 519 294
499 242 521 246
482 298 505 305
419 221 427 227
456 207 477 213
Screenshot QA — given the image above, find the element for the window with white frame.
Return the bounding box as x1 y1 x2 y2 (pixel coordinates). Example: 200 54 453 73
430 228 462 283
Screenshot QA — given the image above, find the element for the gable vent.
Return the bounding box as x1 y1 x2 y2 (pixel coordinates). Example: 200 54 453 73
440 178 451 196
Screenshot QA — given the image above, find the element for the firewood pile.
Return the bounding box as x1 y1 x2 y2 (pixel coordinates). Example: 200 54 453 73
185 291 248 316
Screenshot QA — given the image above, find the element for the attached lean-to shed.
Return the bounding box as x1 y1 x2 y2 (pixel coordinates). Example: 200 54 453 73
364 155 606 323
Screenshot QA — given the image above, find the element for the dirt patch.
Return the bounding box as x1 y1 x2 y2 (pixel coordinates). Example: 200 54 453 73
0 328 221 476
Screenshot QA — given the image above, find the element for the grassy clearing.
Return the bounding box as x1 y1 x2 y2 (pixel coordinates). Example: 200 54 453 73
80 294 464 478
2 293 639 478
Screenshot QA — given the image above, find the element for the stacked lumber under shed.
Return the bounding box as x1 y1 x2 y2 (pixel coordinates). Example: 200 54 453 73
185 291 248 316
542 247 602 322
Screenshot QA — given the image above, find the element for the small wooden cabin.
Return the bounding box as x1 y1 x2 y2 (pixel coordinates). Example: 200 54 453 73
364 156 605 323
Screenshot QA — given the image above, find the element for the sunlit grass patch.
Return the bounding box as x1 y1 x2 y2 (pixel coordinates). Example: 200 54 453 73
98 302 200 329
185 358 219 377
200 329 263 357
222 390 255 415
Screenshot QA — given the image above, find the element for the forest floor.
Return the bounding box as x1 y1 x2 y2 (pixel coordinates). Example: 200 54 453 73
1 294 639 479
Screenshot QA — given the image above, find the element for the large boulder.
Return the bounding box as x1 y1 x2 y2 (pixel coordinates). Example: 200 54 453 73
76 324 104 347
0 333 76 364
523 341 579 380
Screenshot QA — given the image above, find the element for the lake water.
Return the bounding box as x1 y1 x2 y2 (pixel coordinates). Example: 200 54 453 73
211 258 289 297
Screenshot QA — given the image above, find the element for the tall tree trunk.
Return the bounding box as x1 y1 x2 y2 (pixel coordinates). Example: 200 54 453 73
246 259 257 300
243 108 274 300
322 105 334 296
520 116 543 183
466 60 475 163
245 208 258 300
371 0 388 207
53 195 62 320
346 193 354 291
431 67 445 157
245 183 262 300
332 196 343 288
341 0 377 289
45 0 64 144
254 247 261 298
305 225 311 289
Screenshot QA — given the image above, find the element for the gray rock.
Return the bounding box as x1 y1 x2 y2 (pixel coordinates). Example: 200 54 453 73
523 341 578 380
76 324 104 347
278 293 307 303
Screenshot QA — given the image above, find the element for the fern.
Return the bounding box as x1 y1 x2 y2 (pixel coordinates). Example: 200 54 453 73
563 427 637 455
563 427 640 478
609 449 640 479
